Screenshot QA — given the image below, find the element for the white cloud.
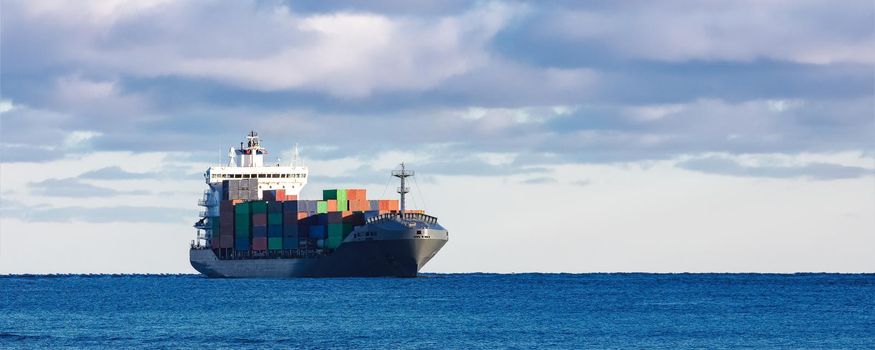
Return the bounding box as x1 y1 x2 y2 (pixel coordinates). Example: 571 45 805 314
550 2 875 64
10 0 526 98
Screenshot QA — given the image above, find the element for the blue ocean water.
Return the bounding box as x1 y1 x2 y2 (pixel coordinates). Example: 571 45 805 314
1 274 873 349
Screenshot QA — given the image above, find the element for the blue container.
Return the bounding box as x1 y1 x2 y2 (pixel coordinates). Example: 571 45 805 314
283 223 298 236
252 226 267 237
234 238 250 251
282 236 298 249
369 200 380 211
283 200 299 212
268 224 283 237
268 201 283 213
309 225 325 239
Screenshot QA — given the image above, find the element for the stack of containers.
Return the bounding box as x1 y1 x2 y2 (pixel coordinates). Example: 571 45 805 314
263 189 285 201
326 211 344 249
323 189 348 211
267 201 283 250
251 201 268 251
209 216 220 251
282 201 299 249
316 200 328 214
234 202 251 251
219 201 235 250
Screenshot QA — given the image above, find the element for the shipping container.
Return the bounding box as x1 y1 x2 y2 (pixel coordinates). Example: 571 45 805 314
268 237 283 250
251 201 267 214
342 223 355 239
316 201 328 213
309 224 326 239
263 189 286 202
327 200 337 212
252 237 267 251
219 235 234 249
268 224 283 237
282 211 296 224
267 201 283 213
368 200 380 211
268 212 282 225
235 202 251 215
326 211 343 224
284 195 298 201
252 213 267 227
283 222 298 236
282 236 298 250
346 199 364 211
235 237 250 251
297 211 309 220
252 226 267 237
287 200 300 212
346 188 365 201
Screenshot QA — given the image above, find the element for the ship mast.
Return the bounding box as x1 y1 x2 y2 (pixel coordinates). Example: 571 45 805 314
392 163 414 216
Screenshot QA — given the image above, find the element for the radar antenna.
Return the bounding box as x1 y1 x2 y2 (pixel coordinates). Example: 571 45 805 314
392 163 415 216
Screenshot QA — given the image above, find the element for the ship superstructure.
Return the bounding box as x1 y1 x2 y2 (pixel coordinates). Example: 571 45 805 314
190 132 448 278
194 131 308 246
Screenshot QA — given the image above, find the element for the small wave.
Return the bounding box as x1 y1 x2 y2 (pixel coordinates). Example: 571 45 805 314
0 332 44 341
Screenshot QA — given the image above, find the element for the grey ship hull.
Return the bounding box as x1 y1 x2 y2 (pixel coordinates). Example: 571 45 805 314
190 223 448 278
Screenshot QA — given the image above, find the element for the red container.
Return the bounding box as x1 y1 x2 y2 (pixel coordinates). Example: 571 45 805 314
252 213 267 226
327 200 337 212
220 235 234 248
297 211 309 220
285 195 298 201
252 237 267 251
283 211 297 223
348 199 367 211
346 189 366 201
387 200 399 211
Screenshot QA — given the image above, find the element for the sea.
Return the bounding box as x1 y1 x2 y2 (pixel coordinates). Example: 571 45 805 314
1 273 873 349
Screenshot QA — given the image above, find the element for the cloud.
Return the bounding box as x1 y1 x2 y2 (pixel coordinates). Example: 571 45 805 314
0 200 192 223
677 156 874 180
504 1 874 65
1 0 872 179
520 176 556 184
28 178 149 197
78 166 158 180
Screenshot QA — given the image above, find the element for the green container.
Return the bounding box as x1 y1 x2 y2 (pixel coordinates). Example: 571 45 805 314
337 200 348 212
323 189 337 200
235 219 250 237
326 223 343 248
251 201 267 214
316 201 328 214
268 212 282 225
342 223 354 239
268 237 283 250
235 202 251 215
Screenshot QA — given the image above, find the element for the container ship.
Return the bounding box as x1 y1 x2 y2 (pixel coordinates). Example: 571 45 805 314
189 131 448 278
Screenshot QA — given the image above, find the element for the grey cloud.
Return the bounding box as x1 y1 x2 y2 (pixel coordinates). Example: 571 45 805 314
677 156 874 180
1 0 873 177
0 200 192 223
29 178 149 197
520 176 557 184
78 166 158 180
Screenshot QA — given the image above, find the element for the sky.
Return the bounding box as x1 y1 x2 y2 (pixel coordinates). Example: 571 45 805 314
0 0 873 273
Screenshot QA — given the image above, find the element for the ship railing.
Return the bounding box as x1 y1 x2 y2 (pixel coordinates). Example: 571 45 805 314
366 212 438 225
197 199 207 206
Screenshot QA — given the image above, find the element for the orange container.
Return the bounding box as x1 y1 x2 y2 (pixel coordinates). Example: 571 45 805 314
285 195 298 201
297 211 309 220
327 200 337 212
